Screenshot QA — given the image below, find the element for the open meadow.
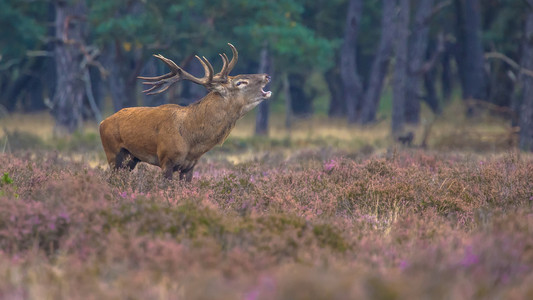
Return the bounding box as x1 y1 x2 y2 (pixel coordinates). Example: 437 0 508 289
1 104 533 299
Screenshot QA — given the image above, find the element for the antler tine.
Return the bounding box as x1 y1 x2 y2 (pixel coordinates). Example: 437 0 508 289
213 44 238 81
143 83 171 95
192 55 214 84
201 56 215 82
218 53 228 75
137 54 178 81
226 43 238 74
222 53 229 67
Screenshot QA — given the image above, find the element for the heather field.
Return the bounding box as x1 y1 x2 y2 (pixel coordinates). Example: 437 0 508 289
1 113 533 299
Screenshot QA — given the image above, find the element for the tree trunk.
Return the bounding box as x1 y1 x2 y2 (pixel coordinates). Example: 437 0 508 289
326 67 345 117
283 72 292 129
359 0 395 124
488 60 515 108
289 73 311 116
89 66 104 113
519 2 533 151
52 0 87 133
392 0 410 134
26 74 46 112
102 41 138 112
405 0 435 124
255 45 273 136
454 0 488 109
424 65 440 113
340 0 364 123
441 42 453 101
2 59 36 111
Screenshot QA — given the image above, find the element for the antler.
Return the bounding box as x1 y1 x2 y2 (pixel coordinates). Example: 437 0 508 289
139 43 238 95
138 54 214 95
214 43 238 82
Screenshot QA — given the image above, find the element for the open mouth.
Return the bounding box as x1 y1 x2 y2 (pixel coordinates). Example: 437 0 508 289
261 76 272 98
261 88 272 98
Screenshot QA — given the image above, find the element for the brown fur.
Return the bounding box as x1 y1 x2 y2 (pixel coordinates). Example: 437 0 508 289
99 73 271 181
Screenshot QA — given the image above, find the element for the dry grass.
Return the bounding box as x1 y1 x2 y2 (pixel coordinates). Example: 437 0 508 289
0 98 516 158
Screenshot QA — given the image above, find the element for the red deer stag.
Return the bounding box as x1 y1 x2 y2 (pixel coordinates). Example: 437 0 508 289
99 43 271 181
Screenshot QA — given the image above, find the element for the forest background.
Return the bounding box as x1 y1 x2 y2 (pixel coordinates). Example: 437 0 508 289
2 1 533 299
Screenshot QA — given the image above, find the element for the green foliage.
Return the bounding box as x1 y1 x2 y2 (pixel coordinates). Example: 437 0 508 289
0 0 47 60
231 0 336 71
481 0 526 56
2 0 533 121
1 172 13 185
0 172 17 198
86 0 339 73
0 0 49 109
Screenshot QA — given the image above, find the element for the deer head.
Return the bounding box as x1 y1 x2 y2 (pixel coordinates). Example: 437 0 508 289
138 43 271 115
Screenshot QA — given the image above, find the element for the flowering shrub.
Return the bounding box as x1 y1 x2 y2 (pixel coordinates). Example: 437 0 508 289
0 150 532 299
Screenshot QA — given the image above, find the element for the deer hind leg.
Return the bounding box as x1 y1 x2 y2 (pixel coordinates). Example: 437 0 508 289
104 152 118 169
115 148 138 170
125 156 140 170
101 142 120 169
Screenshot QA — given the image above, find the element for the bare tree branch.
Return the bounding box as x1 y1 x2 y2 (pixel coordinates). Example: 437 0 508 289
412 32 446 76
430 0 452 18
413 0 451 30
485 51 533 78
62 14 108 78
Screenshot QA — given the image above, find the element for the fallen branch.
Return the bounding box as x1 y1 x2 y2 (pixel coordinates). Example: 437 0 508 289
465 98 519 121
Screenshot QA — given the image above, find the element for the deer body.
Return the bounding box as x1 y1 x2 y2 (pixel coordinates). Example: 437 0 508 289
99 44 271 181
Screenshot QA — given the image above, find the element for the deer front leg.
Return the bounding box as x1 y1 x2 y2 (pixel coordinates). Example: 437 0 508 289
159 151 184 181
179 165 195 182
162 161 175 180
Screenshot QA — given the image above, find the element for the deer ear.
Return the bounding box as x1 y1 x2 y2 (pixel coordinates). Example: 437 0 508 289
211 84 228 97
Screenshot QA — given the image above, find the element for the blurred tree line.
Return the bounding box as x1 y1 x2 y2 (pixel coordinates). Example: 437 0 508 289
1 0 533 150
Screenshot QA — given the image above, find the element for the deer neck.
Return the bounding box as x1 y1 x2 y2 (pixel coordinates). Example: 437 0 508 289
185 92 240 152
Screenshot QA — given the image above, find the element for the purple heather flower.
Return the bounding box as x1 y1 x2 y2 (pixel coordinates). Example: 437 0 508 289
460 247 479 267
244 290 260 300
59 212 70 222
324 159 337 173
399 260 409 270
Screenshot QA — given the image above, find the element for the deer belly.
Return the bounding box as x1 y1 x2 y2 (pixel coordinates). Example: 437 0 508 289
122 140 159 166
144 155 160 166
129 150 159 166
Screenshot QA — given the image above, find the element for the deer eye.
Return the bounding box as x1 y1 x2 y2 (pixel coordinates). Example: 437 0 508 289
235 80 248 87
